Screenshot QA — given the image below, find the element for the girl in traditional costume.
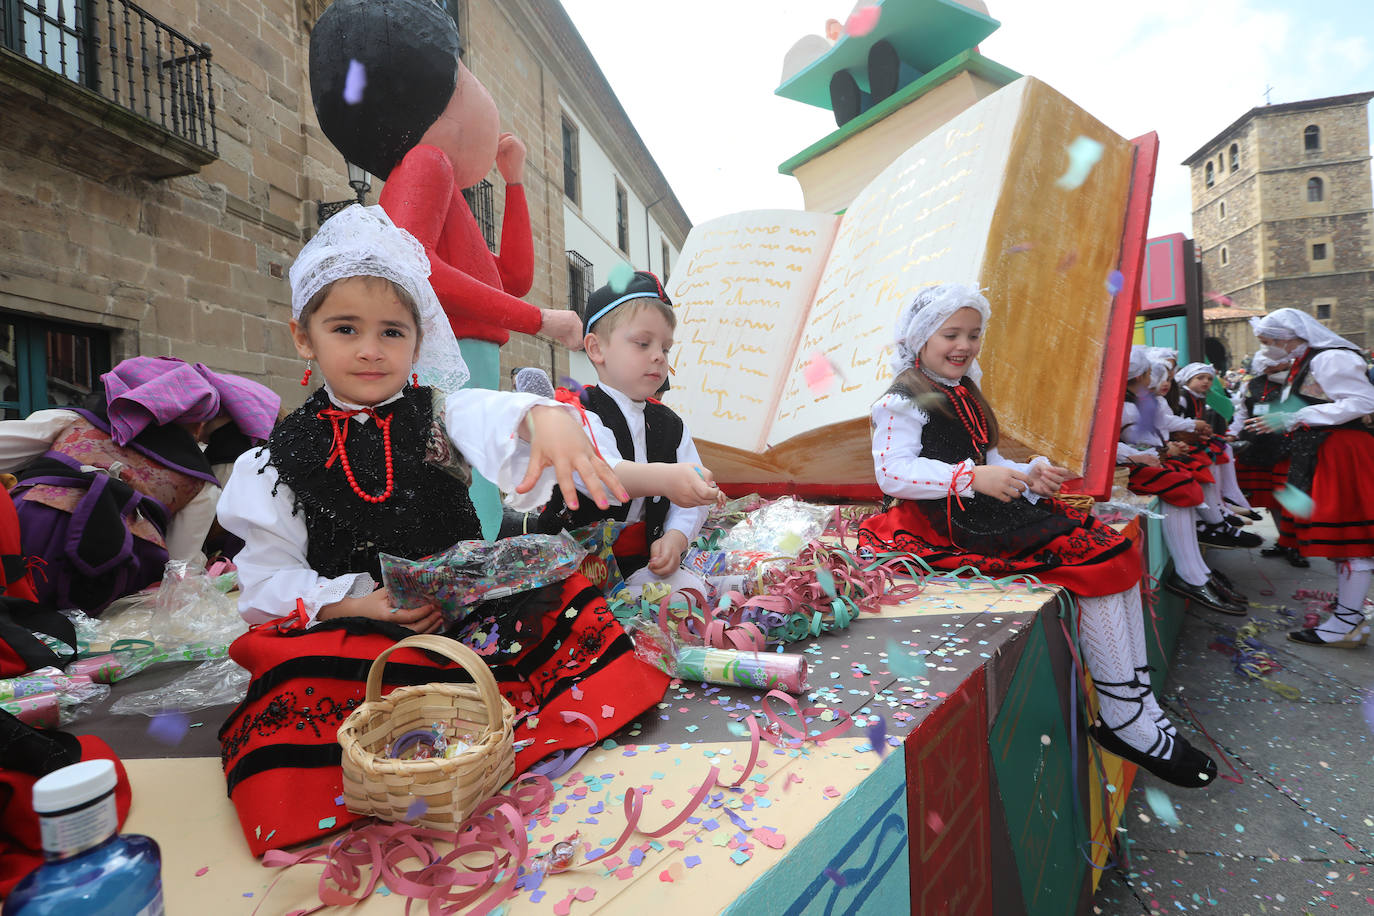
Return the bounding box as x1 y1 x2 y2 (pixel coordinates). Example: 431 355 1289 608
1229 353 1307 567
1118 350 1248 615
1245 309 1374 647
215 206 674 854
1169 362 1262 549
858 284 1216 788
0 357 279 614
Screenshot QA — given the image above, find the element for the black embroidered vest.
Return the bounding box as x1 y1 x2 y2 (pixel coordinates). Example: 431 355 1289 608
538 385 683 558
1280 347 1372 491
264 386 479 580
1178 390 1225 434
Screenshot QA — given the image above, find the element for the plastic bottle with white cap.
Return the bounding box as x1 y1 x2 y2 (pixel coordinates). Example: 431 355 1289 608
3 759 163 915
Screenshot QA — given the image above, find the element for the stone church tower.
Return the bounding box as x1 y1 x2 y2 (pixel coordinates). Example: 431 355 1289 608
1185 91 1374 352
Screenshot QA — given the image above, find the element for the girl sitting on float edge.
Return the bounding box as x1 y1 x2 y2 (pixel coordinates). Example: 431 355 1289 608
1245 308 1374 647
214 206 684 855
857 284 1216 789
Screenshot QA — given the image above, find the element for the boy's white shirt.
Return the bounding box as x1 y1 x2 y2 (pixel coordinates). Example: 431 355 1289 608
581 382 709 545
218 387 583 625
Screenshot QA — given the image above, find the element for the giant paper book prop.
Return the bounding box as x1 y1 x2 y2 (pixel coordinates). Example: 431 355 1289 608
662 76 1141 495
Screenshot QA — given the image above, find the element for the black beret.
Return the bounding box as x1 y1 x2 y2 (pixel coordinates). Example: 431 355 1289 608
583 271 671 335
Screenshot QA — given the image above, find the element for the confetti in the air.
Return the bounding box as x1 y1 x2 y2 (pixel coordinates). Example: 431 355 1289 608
1106 270 1125 295
405 797 428 820
885 639 926 679
1054 136 1105 190
147 712 191 746
608 261 636 294
803 351 841 395
866 715 888 757
844 5 881 36
1204 291 1235 306
1144 787 1181 827
343 59 367 105
1274 484 1314 518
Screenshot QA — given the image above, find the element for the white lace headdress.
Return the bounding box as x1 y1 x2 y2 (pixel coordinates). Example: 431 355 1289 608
288 205 470 392
891 282 991 380
1249 307 1359 351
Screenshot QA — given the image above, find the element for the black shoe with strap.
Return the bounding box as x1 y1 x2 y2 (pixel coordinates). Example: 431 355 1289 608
1285 547 1310 568
1085 672 1217 789
1197 522 1263 549
1208 569 1249 606
1288 603 1369 648
1164 573 1247 616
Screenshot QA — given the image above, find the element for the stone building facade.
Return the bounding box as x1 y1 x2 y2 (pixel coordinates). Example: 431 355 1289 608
0 0 687 418
1184 91 1374 354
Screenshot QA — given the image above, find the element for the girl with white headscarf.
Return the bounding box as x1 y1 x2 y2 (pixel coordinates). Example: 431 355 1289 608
214 206 680 854
1118 350 1248 615
1229 351 1304 566
859 284 1216 788
1247 308 1374 646
1171 362 1264 541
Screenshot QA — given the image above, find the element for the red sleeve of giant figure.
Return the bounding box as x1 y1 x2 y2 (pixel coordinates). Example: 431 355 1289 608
380 145 542 341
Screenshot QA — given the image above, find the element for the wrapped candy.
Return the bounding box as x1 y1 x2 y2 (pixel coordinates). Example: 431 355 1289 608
379 533 586 625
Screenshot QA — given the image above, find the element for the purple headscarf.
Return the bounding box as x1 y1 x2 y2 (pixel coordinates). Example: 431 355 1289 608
102 357 280 447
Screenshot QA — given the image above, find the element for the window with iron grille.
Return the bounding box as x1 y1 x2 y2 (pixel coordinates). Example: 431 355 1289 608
567 250 593 315
462 179 496 253
0 312 110 420
561 115 579 205
615 182 629 254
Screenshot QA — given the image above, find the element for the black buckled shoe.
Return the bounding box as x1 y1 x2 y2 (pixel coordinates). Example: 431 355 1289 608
1288 604 1369 648
1089 720 1218 788
1208 569 1249 606
1285 547 1310 568
1260 544 1286 557
1164 573 1247 615
1224 501 1263 522
1197 522 1263 549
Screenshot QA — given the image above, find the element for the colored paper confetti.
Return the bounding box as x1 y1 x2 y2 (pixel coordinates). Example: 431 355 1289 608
1054 136 1105 190
1203 291 1235 306
823 867 848 887
802 350 840 395
1143 787 1181 827
885 639 926 679
865 715 888 757
608 261 635 294
844 5 881 36
147 712 191 746
195 866 209 877
343 59 367 105
1274 484 1314 518
317 816 337 830
1105 270 1124 295
405 797 428 820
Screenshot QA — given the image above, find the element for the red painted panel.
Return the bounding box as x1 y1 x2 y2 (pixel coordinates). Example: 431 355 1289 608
906 666 991 916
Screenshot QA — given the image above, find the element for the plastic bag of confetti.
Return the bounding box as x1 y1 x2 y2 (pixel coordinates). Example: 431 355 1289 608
379 532 586 625
717 497 831 578
567 519 630 599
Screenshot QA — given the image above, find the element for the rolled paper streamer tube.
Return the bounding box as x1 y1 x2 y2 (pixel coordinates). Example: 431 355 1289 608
671 647 809 694
0 671 92 701
66 653 128 683
0 691 60 728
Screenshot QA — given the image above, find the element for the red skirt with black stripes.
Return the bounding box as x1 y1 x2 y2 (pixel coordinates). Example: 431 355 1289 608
1124 459 1205 507
1281 430 1374 558
1236 459 1290 509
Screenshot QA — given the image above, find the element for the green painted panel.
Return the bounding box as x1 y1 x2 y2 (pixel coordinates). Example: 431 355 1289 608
989 620 1085 915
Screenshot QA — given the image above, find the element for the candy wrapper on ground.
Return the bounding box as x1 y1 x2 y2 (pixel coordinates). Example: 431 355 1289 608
567 519 629 600
379 533 586 625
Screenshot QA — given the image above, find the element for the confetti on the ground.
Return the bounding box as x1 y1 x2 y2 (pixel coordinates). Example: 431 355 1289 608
1055 136 1105 190
608 262 635 294
317 816 337 830
343 59 366 105
844 4 881 36
194 866 209 877
147 712 191 746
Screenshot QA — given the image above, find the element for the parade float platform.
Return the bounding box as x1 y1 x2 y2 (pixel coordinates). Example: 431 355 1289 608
73 511 1186 916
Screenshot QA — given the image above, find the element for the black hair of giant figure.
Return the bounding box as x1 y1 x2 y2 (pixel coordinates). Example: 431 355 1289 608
308 0 462 179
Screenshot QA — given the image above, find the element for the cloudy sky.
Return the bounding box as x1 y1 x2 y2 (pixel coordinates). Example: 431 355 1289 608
559 0 1374 239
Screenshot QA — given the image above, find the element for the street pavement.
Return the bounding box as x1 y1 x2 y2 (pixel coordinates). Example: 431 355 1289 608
1090 514 1374 914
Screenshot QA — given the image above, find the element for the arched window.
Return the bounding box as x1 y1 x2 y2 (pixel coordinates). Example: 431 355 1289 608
1229 143 1239 172
1219 200 1226 218
1220 246 1229 266
1205 162 1215 187
1304 125 1321 151
1307 177 1324 202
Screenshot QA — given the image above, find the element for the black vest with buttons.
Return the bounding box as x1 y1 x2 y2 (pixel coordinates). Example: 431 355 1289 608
538 385 683 573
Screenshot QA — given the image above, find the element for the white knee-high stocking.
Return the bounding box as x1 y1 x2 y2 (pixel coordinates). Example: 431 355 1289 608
1315 561 1374 641
1162 503 1211 586
1216 447 1252 510
1197 480 1225 524
1078 589 1174 758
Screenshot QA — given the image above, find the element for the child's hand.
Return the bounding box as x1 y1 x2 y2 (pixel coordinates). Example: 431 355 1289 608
972 465 1031 502
1192 419 1211 434
318 588 444 634
1028 462 1072 496
518 405 629 511
663 464 720 508
648 530 689 576
1165 440 1188 457
1129 452 1161 468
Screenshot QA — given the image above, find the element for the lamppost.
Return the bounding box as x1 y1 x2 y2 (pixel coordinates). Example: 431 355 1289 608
316 161 373 224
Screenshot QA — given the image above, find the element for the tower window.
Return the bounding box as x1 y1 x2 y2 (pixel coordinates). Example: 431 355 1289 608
1316 303 1332 319
1229 143 1239 172
1307 177 1324 202
1218 201 1226 219
1304 125 1321 151
1312 243 1328 261
1205 162 1215 187
1220 246 1229 266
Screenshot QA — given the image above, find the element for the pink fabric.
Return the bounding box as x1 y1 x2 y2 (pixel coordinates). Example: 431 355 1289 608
102 357 279 446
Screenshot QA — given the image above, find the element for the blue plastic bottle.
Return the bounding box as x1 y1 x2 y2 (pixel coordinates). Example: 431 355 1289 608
3 759 164 915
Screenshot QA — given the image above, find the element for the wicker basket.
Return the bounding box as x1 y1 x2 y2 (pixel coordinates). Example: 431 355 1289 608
1113 466 1131 492
337 635 516 829
1058 493 1097 513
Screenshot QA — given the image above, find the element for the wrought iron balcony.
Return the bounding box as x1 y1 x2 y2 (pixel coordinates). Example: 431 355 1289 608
0 0 217 176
